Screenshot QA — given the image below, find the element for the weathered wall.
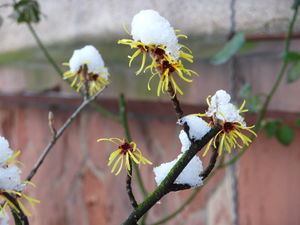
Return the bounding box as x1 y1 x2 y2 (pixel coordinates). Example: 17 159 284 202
0 0 297 52
0 95 299 225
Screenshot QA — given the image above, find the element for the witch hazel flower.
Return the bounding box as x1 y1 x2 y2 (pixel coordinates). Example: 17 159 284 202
196 90 257 156
97 138 152 176
0 136 40 216
118 9 197 96
63 45 110 96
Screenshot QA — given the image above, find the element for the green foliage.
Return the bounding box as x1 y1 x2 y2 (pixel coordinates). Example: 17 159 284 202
283 51 300 61
296 118 300 128
239 83 251 98
263 120 294 146
276 125 294 146
237 41 258 54
263 120 280 138
211 32 245 65
10 0 40 23
287 61 300 83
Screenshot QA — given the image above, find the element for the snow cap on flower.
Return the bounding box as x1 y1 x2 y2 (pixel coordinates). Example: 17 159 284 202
131 9 180 59
0 136 40 216
0 137 13 167
177 115 211 140
69 45 108 76
153 154 203 188
206 90 245 125
0 166 23 191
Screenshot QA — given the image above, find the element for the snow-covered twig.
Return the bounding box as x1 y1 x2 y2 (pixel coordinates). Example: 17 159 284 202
122 126 221 225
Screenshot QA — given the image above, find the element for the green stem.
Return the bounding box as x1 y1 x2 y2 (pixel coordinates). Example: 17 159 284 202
119 94 148 197
221 5 299 167
26 22 119 121
26 22 64 76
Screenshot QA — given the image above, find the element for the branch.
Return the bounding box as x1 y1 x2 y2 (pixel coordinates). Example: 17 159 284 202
119 94 138 209
3 192 29 225
119 94 148 198
26 89 104 181
150 154 225 225
200 147 218 180
167 83 183 119
122 126 221 225
126 159 138 209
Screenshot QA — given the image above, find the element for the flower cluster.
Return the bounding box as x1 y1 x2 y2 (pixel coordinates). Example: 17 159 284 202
118 9 197 96
63 45 110 96
97 138 152 176
0 136 40 216
192 90 256 156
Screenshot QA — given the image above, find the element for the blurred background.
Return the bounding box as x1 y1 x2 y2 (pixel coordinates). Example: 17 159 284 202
0 0 300 224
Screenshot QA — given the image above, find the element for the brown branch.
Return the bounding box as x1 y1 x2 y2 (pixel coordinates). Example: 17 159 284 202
26 88 105 181
167 83 183 119
3 192 29 225
126 159 138 209
200 147 218 180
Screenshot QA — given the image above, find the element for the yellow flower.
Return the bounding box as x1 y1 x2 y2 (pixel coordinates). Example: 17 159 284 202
0 154 40 217
97 138 152 176
118 32 197 96
63 63 110 96
0 186 40 216
62 45 110 96
196 94 257 156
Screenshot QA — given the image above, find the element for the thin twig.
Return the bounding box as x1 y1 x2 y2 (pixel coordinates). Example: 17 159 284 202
200 147 218 180
26 89 104 181
26 23 64 77
167 83 183 119
126 158 138 209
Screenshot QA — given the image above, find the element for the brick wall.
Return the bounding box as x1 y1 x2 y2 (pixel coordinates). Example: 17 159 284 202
0 94 299 225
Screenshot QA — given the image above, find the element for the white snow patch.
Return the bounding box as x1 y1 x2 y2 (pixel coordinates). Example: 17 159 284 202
69 45 108 77
177 115 211 140
0 166 22 191
0 137 13 167
131 9 180 59
153 153 203 188
179 130 191 153
206 90 246 125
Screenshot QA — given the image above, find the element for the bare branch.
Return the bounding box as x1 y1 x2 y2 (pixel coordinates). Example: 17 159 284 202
26 88 105 181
